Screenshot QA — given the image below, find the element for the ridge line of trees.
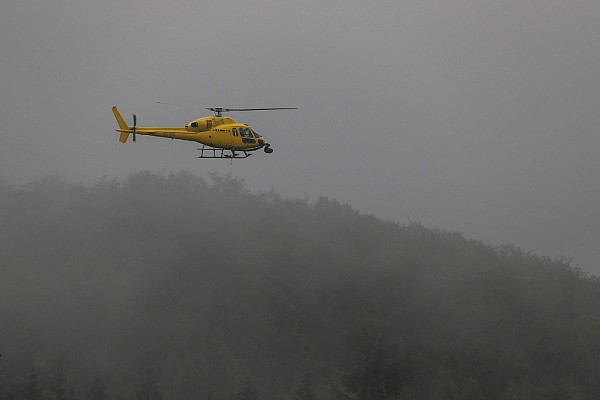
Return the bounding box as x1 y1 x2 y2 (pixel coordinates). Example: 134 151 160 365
1 171 598 400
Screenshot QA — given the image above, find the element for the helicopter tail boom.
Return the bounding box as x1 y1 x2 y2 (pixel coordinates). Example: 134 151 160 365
111 106 131 143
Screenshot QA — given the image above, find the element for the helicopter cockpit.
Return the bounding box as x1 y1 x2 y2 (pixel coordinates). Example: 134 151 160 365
232 127 261 138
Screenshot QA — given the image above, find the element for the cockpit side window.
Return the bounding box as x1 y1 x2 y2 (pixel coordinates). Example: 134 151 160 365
240 127 252 138
232 128 238 136
191 122 198 128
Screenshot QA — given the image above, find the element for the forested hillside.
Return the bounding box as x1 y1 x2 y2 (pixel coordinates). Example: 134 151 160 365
1 172 599 400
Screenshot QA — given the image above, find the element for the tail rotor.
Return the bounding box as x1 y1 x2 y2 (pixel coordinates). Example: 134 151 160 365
132 114 137 142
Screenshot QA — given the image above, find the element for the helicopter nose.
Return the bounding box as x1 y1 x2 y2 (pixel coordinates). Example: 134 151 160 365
258 139 265 146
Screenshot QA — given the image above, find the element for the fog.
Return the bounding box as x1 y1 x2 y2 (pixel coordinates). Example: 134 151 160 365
1 0 599 273
1 172 599 399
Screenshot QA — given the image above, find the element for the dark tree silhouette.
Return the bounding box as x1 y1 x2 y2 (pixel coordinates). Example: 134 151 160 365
52 367 67 400
342 351 406 400
294 372 317 400
237 379 262 400
89 376 108 400
538 388 572 400
23 368 40 400
137 370 162 400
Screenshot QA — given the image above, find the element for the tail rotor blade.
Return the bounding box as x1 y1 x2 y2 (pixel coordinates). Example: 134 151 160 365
132 114 137 142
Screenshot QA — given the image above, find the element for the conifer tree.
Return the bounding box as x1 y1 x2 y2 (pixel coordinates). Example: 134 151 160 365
459 377 488 400
23 368 40 400
52 367 67 400
89 377 108 400
539 388 571 400
136 370 162 400
237 379 261 400
343 335 406 400
294 372 317 400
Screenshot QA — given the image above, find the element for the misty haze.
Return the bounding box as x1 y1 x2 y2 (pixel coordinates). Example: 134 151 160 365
1 1 600 399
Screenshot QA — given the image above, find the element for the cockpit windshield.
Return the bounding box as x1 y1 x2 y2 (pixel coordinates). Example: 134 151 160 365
239 127 261 138
250 128 261 138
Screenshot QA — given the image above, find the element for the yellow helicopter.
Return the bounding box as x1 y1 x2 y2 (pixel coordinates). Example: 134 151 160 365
111 104 296 158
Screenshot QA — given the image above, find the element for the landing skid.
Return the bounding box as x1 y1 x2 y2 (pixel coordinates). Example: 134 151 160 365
197 146 252 159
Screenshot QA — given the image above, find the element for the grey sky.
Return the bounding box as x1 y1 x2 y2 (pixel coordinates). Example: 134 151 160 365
1 0 599 273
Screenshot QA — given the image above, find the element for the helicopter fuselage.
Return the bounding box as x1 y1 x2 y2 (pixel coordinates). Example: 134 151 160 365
112 107 267 151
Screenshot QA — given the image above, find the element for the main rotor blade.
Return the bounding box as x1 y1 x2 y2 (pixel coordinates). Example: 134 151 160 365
224 107 298 112
158 103 297 112
157 101 189 107
157 102 201 110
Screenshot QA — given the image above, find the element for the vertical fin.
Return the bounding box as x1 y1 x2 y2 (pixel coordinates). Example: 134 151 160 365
111 106 131 143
